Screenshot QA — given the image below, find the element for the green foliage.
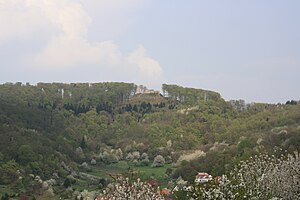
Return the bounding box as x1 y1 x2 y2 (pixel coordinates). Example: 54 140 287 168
0 160 20 184
0 82 299 197
1 193 9 200
162 84 222 104
17 145 37 165
80 136 87 149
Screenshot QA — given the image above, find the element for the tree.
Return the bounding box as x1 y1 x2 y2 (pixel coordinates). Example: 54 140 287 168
152 155 165 167
0 160 20 184
1 193 9 200
80 136 87 149
17 145 36 165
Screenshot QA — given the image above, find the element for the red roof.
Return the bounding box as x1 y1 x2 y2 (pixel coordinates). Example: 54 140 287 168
196 172 209 177
160 188 171 195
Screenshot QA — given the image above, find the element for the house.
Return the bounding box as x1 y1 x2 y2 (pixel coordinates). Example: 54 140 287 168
194 172 213 184
135 85 160 95
95 195 109 200
160 188 171 195
144 89 160 94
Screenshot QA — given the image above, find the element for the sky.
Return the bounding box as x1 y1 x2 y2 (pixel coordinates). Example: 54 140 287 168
0 0 299 103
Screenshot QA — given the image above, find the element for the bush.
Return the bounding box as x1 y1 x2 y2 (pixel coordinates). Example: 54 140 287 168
140 158 150 166
125 153 134 161
101 151 119 164
152 155 165 167
132 151 140 160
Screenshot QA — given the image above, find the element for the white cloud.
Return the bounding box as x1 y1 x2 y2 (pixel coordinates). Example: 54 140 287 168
33 38 124 68
0 0 51 44
82 0 149 38
0 0 163 86
128 45 163 81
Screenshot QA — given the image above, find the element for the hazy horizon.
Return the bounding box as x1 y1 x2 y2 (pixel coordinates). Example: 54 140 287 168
1 0 299 103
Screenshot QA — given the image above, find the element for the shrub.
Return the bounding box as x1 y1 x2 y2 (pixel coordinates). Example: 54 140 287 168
140 158 150 166
152 155 165 167
101 151 119 164
132 151 140 160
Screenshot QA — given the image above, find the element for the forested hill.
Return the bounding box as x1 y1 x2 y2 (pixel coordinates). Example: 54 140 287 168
0 82 299 199
0 82 222 109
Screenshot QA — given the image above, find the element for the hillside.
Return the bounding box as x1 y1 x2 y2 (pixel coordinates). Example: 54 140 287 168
0 82 299 199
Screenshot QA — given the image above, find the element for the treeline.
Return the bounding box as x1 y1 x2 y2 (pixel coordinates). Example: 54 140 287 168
162 84 222 104
0 82 136 109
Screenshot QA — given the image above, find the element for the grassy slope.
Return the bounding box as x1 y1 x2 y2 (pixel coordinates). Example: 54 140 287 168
86 161 173 187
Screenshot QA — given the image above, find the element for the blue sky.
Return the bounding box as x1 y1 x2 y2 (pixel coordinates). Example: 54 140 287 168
0 0 299 103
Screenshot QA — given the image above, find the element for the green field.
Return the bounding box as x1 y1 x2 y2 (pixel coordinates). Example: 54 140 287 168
87 161 174 187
